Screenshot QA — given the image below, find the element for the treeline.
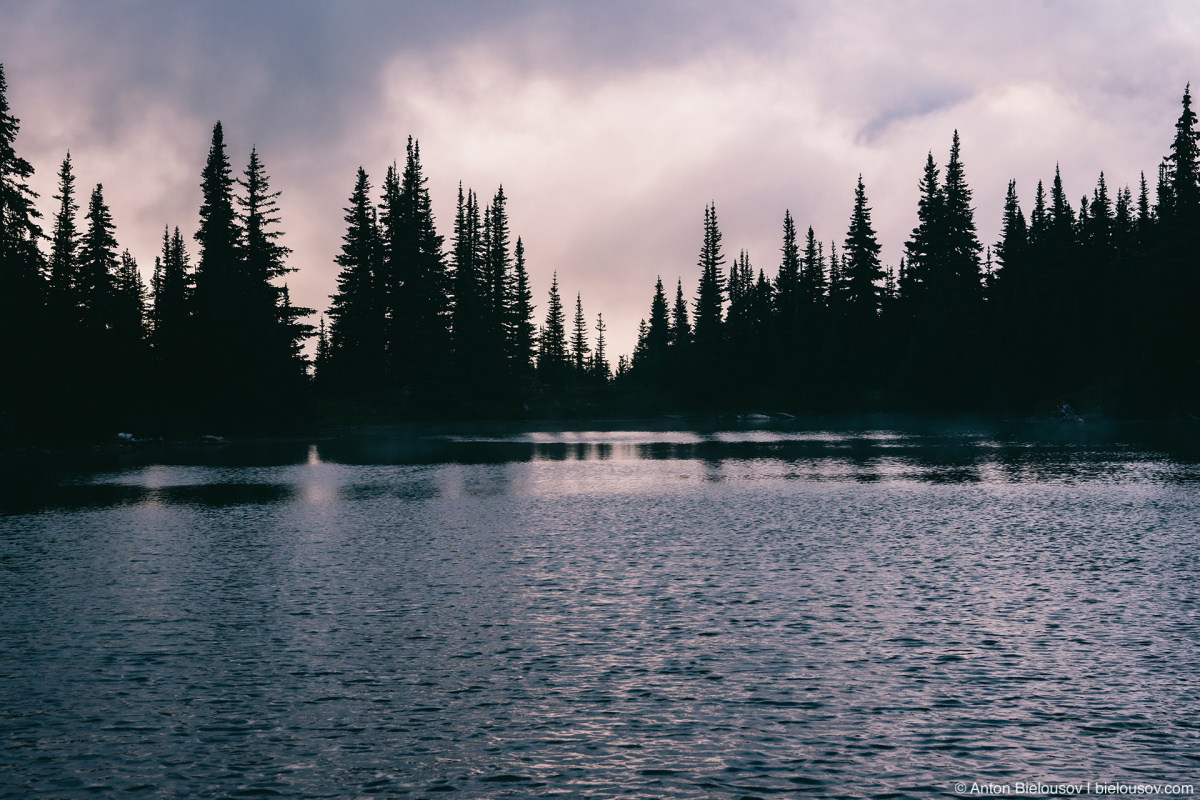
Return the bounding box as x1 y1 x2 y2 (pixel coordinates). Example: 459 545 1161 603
0 62 604 438
1 59 1198 441
312 147 609 419
1 61 313 435
624 92 1200 415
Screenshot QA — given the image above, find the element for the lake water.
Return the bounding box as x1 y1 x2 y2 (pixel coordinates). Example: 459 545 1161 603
2 423 1199 798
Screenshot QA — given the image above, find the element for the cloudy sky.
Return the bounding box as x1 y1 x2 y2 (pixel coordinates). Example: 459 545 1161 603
2 0 1197 358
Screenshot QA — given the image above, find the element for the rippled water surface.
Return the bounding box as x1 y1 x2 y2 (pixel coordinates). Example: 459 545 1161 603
3 424 1200 798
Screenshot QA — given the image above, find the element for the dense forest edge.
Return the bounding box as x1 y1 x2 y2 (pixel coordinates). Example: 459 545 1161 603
1 63 1198 445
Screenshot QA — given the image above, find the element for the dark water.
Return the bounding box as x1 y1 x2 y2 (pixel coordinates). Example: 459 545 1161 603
2 424 1199 798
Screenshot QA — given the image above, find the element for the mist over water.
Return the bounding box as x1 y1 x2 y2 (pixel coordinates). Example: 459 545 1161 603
2 424 1199 798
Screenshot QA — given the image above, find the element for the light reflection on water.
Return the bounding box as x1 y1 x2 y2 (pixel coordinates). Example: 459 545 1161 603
1 425 1199 798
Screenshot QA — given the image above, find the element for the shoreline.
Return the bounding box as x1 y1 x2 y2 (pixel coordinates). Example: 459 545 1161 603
4 411 1198 464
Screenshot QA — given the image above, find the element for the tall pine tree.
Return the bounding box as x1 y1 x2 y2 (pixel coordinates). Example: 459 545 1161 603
150 225 193 406
48 153 80 321
0 63 47 430
538 272 568 382
238 145 310 399
692 203 725 368
452 186 488 384
382 138 449 390
593 313 609 381
192 121 245 411
775 210 802 337
839 175 883 386
327 168 383 392
509 236 536 378
670 279 691 348
571 292 590 374
77 183 119 340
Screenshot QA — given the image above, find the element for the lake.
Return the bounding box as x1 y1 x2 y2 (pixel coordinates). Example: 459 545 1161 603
2 422 1199 798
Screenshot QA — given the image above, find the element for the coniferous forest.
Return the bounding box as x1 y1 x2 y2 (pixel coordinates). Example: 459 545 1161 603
2 62 1198 442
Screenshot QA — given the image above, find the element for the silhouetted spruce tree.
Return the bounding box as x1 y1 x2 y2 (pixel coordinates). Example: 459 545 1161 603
826 240 846 315
725 250 755 385
1048 166 1076 246
665 277 692 386
642 276 670 375
73 183 125 418
615 353 630 379
1029 179 1048 243
1136 172 1153 245
48 153 80 322
1150 86 1200 405
792 225 827 397
153 228 192 337
1076 193 1090 241
632 318 648 368
727 249 753 335
405 144 450 383
800 225 827 306
192 122 244 408
1112 183 1145 382
937 131 984 395
452 186 488 386
382 138 449 391
313 315 331 390
1114 184 1135 257
899 151 942 391
692 203 725 373
77 183 119 340
903 150 944 301
277 285 314 383
538 272 568 382
43 152 83 409
751 268 774 330
840 176 883 383
0 63 48 431
240 147 290 285
1155 159 1172 221
1170 85 1200 204
509 237 536 378
379 162 403 371
571 292 589 375
990 179 1033 400
1044 165 1081 391
669 279 691 348
111 249 148 365
880 262 900 324
722 248 774 398
775 211 802 341
1015 178 1061 397
485 185 512 380
993 180 1028 294
747 265 775 397
327 167 384 393
1160 84 1200 228
593 313 609 381
1081 173 1119 378
150 225 193 408
942 132 983 304
238 146 311 401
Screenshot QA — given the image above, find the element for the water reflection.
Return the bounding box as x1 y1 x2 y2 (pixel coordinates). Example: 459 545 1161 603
149 483 294 507
3 423 1200 516
2 422 1200 797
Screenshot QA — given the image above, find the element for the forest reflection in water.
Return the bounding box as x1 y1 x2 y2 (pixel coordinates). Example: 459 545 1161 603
5 421 1199 515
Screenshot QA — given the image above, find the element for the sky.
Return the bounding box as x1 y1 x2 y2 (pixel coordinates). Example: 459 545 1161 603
2 0 1198 359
